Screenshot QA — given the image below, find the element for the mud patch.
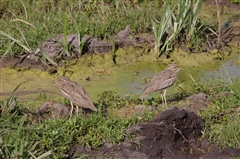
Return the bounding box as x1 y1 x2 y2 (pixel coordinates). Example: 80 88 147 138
123 106 204 159
0 55 48 71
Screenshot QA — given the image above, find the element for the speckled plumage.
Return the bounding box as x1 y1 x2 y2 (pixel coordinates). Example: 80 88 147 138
141 64 182 105
56 76 97 116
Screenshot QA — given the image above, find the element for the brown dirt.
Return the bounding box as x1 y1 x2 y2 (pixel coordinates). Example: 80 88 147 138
64 107 240 159
0 55 48 71
31 91 240 159
35 101 70 119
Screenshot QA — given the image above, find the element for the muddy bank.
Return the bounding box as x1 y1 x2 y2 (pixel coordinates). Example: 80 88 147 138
1 0 240 73
1 19 240 71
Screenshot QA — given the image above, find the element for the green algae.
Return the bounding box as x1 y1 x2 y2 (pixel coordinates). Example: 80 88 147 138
1 1 240 109
1 45 239 110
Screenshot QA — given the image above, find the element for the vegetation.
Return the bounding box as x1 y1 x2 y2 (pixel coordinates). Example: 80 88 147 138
1 76 239 158
230 0 240 3
173 76 240 148
0 0 220 59
0 87 142 158
1 0 240 158
0 0 162 57
153 0 206 57
199 78 240 148
0 85 155 158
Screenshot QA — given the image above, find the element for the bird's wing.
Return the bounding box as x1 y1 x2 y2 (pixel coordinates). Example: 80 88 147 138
151 69 173 81
73 83 96 111
143 70 178 94
60 83 74 100
61 82 97 111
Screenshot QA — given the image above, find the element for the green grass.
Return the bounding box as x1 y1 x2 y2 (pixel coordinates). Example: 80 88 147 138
0 88 145 158
198 77 240 148
1 77 239 158
0 0 162 57
0 0 218 59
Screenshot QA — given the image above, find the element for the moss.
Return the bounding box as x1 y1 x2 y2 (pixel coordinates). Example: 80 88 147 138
1 46 239 107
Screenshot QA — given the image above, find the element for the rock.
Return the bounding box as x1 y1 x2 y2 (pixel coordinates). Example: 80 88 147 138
117 26 132 39
40 34 91 59
134 104 158 117
36 101 70 119
214 91 231 99
88 38 113 54
186 92 210 113
40 34 113 60
20 53 39 63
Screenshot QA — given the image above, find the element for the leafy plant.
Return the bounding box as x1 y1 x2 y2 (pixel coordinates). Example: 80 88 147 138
1 0 161 58
0 30 58 66
153 0 204 57
63 11 71 57
152 0 173 57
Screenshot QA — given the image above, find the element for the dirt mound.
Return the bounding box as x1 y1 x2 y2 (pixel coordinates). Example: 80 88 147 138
123 106 204 159
64 107 240 159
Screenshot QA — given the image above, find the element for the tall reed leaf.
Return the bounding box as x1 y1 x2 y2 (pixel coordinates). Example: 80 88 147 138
152 0 173 57
0 31 31 53
4 82 24 114
152 0 204 57
63 12 71 57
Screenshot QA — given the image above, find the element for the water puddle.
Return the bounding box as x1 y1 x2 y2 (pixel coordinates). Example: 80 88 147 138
0 55 239 105
202 56 240 82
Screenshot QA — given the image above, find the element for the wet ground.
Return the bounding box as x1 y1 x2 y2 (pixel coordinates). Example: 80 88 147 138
0 1 240 158
1 3 240 104
1 13 240 105
0 53 239 106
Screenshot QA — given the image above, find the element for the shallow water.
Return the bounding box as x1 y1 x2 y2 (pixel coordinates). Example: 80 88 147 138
0 55 239 105
202 56 240 82
0 62 182 103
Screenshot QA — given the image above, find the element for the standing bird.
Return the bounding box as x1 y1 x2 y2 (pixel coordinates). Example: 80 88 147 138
140 64 183 105
56 76 97 117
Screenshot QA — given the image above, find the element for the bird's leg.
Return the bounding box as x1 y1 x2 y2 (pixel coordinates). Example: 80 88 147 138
161 91 164 105
79 107 83 115
163 89 167 105
70 101 74 118
76 105 79 116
